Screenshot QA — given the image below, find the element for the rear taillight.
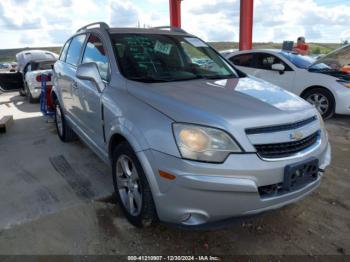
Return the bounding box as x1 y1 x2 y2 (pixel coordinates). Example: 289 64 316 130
36 75 51 82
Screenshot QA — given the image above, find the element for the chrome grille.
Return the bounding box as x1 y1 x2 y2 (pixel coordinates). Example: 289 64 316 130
246 116 317 135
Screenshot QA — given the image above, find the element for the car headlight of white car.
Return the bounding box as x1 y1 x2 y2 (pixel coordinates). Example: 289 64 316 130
173 123 242 163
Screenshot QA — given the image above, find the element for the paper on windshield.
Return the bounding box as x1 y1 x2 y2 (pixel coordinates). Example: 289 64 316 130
154 41 172 55
185 37 208 47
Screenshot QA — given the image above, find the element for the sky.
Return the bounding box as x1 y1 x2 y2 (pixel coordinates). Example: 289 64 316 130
0 0 349 49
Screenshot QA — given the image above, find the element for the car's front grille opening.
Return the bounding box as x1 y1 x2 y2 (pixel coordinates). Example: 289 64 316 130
258 183 284 198
254 131 319 159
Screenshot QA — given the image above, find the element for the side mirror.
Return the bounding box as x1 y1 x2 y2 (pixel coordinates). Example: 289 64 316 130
271 63 285 73
76 62 104 92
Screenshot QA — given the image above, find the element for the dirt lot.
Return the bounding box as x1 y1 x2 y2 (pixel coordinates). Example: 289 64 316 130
0 92 349 258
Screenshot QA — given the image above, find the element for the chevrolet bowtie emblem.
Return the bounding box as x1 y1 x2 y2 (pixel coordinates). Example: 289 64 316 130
290 131 304 141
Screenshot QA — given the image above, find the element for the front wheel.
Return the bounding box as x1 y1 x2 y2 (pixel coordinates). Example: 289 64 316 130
302 88 335 119
112 142 157 227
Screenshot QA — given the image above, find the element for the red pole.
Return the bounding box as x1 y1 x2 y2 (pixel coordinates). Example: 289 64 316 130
169 0 182 28
239 0 254 50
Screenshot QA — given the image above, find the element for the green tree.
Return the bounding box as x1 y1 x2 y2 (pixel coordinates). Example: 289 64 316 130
312 47 321 55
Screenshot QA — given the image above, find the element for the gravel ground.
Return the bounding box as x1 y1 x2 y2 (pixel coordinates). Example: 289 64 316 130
0 94 349 258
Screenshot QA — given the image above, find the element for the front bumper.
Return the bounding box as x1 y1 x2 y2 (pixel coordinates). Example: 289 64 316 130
334 86 350 115
137 140 331 226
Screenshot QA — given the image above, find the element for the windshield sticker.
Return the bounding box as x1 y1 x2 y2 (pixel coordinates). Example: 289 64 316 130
154 41 172 55
185 37 208 47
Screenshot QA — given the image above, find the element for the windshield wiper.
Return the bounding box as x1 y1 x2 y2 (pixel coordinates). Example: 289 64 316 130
128 74 236 83
308 68 338 73
197 74 236 80
128 75 206 83
128 76 172 83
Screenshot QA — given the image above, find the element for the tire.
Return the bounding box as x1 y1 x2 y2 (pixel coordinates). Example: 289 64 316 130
112 142 157 227
54 101 77 142
19 89 26 96
27 90 37 103
302 88 335 119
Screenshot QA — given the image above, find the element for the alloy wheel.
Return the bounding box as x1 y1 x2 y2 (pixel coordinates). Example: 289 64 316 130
306 93 329 115
116 155 142 216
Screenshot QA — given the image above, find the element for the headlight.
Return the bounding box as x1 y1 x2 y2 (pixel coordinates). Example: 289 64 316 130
173 123 242 163
316 111 328 139
316 111 325 129
337 80 350 89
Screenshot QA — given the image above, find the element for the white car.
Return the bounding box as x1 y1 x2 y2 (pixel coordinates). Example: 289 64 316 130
15 50 58 99
219 49 238 57
23 59 55 103
225 45 350 118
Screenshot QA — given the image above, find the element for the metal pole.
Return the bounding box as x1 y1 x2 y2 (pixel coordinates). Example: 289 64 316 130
169 0 182 28
239 0 254 50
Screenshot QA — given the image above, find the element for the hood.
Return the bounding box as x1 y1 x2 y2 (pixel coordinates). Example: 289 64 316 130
126 76 314 130
311 44 350 71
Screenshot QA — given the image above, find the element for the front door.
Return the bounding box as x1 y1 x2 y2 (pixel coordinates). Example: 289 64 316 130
253 53 296 92
230 52 296 92
61 34 87 125
77 34 110 149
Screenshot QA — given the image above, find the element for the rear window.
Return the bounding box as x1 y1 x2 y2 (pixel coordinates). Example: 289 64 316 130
32 62 54 70
66 34 86 66
230 54 255 67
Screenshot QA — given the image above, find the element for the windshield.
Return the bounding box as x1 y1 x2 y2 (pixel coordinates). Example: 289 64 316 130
33 62 54 70
111 34 237 82
280 52 329 70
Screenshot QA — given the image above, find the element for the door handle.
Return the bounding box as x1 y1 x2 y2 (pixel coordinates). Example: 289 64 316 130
72 81 78 89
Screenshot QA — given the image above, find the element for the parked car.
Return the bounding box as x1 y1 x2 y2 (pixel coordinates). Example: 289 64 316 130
22 59 56 103
225 46 350 119
0 63 11 72
219 49 238 57
16 50 58 96
0 50 58 96
52 22 330 228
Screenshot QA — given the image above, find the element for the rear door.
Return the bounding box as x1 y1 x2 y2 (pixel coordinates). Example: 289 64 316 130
0 72 24 92
77 34 110 149
54 38 71 109
58 34 87 124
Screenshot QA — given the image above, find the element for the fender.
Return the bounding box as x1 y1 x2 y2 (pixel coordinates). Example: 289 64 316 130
106 118 150 156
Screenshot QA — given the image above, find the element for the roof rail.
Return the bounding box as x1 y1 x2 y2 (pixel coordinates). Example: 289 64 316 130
151 26 187 34
76 22 109 33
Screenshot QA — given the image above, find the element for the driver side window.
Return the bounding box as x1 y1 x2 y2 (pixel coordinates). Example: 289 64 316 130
256 53 291 71
82 35 109 81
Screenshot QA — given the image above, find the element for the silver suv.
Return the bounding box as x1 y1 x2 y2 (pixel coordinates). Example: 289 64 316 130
52 22 331 227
